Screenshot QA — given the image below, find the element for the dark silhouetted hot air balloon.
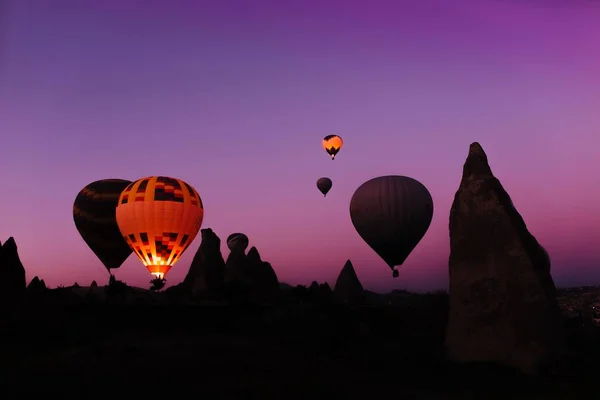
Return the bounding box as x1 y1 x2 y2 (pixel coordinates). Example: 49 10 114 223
316 177 333 197
73 179 133 274
349 175 433 278
322 134 343 160
115 176 204 280
227 233 249 253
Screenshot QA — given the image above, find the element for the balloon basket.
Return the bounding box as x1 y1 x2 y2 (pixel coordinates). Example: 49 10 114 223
149 277 166 292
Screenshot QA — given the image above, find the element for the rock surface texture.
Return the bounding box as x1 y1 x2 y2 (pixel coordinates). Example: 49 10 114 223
445 142 563 374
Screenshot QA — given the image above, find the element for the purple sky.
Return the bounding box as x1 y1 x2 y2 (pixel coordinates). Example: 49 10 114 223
0 0 598 292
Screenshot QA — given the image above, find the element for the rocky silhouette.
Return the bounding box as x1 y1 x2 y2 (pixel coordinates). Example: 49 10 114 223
0 143 596 397
445 142 563 375
319 282 332 295
183 228 226 299
26 276 48 305
308 281 334 304
26 276 47 297
244 247 280 303
334 260 365 305
0 237 26 311
309 280 319 292
224 242 248 283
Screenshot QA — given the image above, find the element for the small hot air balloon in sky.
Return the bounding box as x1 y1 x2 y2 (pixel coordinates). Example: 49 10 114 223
349 175 433 278
115 176 204 280
322 134 343 160
316 177 333 197
73 179 133 274
227 233 249 253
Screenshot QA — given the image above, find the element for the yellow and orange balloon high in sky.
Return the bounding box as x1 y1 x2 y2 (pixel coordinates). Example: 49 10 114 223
115 176 204 280
322 134 343 160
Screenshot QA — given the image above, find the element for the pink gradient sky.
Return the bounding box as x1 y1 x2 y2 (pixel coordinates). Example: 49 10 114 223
0 0 598 292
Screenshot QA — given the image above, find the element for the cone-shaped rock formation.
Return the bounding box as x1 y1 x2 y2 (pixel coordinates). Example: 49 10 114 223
0 237 26 310
334 260 365 305
445 142 563 374
184 228 225 299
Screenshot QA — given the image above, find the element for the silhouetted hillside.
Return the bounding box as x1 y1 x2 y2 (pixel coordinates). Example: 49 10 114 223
1 285 600 397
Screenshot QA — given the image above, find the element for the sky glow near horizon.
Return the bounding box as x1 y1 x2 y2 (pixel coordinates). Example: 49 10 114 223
0 0 598 292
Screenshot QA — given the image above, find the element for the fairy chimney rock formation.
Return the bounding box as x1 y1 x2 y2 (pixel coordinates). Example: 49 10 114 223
27 276 40 290
0 237 27 308
245 247 280 303
445 142 563 375
185 228 225 298
27 276 47 295
225 246 248 283
334 260 365 304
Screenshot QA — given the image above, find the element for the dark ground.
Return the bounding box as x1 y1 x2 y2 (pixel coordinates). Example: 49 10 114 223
2 290 600 399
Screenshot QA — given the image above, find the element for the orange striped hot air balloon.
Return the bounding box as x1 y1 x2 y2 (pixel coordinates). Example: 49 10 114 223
115 176 204 280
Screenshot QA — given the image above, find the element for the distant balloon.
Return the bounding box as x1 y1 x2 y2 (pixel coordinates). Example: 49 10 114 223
316 177 333 197
322 134 343 160
73 179 133 273
227 233 249 253
115 176 204 280
349 175 433 278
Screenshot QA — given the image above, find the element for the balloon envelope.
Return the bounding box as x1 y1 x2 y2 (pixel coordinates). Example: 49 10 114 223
322 134 343 160
73 179 133 272
316 177 333 196
115 176 204 279
227 233 249 253
349 175 433 270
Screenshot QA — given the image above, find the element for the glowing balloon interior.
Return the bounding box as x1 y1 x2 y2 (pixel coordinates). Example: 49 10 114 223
322 134 343 160
115 176 204 279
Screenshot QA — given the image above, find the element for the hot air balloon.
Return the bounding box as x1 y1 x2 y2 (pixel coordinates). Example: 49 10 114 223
322 134 343 160
73 179 133 274
115 176 204 280
227 233 249 253
349 175 433 278
316 177 333 197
